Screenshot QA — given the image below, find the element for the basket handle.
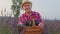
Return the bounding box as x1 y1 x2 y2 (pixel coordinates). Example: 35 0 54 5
32 19 36 26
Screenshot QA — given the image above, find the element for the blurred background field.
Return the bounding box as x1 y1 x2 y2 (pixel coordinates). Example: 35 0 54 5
0 16 60 34
0 0 60 34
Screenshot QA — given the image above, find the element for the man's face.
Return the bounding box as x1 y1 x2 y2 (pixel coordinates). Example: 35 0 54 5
22 3 32 12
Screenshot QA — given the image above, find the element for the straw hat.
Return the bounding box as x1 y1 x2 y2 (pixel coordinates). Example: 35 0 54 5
21 0 32 8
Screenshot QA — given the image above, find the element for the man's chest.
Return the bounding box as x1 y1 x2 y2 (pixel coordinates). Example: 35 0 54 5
23 14 38 20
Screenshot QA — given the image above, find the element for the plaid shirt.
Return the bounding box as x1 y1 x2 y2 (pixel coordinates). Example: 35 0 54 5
18 11 43 24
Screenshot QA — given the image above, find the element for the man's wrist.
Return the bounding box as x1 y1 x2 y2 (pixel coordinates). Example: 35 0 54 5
38 23 44 27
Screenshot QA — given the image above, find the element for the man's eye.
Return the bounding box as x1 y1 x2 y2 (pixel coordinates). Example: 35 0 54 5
24 5 26 7
27 5 29 6
25 5 30 7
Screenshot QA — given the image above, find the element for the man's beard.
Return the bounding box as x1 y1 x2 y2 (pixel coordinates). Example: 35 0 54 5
25 6 31 10
25 8 31 10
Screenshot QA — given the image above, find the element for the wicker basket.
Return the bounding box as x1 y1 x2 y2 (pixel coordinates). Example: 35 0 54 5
23 19 42 34
23 25 42 34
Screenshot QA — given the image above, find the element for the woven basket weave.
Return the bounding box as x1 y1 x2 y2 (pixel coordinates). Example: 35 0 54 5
23 19 42 34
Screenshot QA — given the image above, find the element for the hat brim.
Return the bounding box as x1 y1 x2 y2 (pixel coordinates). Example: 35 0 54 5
21 1 32 9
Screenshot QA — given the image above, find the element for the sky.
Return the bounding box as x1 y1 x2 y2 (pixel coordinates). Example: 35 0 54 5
0 0 60 19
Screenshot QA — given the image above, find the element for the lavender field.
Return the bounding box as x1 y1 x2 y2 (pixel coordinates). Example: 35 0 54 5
0 17 60 34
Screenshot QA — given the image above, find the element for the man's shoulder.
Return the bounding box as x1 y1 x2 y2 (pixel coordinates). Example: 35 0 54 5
19 13 25 18
32 11 40 15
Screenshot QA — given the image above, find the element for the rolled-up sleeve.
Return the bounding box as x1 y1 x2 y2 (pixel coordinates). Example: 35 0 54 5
36 13 43 23
18 16 24 24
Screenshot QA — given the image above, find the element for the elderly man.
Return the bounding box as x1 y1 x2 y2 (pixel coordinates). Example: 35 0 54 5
18 1 44 34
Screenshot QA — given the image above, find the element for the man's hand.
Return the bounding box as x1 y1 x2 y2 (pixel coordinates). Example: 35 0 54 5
38 23 44 30
18 23 26 33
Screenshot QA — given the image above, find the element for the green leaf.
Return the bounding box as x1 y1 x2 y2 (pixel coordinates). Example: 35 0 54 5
11 0 22 18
